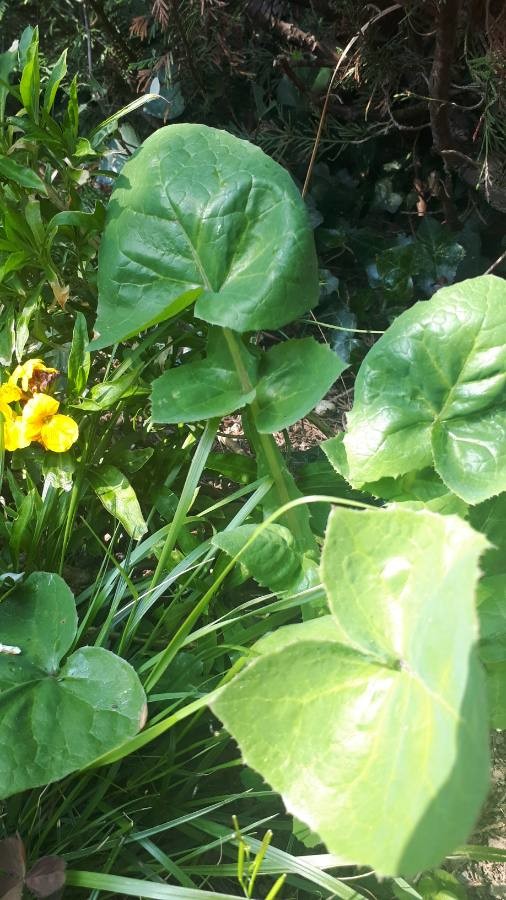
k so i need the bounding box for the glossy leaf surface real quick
[93,124,318,348]
[212,507,489,876]
[152,330,257,423]
[0,573,146,797]
[253,338,346,433]
[344,276,506,503]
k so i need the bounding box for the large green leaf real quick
[152,333,344,429]
[0,572,146,797]
[92,124,318,348]
[253,338,346,433]
[322,435,467,515]
[212,507,489,876]
[343,275,506,503]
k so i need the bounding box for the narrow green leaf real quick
[66,870,257,900]
[15,290,39,363]
[67,312,90,396]
[89,93,160,149]
[0,47,16,122]
[89,465,147,539]
[50,203,106,233]
[19,28,40,121]
[43,48,67,112]
[0,156,46,193]
[0,307,15,366]
[77,369,145,411]
[63,74,79,144]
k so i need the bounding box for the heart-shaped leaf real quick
[212,507,489,876]
[343,275,506,503]
[0,572,146,798]
[0,835,25,900]
[93,124,319,348]
[322,435,468,515]
[25,857,66,899]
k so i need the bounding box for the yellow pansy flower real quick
[9,359,58,393]
[21,394,79,453]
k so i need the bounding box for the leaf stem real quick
[222,327,313,550]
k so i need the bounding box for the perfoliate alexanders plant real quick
[90,123,505,876]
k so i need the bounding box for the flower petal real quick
[40,415,79,452]
[22,394,60,441]
[0,383,22,404]
[9,359,57,393]
[3,416,30,451]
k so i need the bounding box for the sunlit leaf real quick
[93,124,318,348]
[343,275,506,503]
[212,507,489,876]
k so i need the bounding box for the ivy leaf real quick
[0,572,146,798]
[212,507,489,876]
[253,338,346,433]
[92,124,318,348]
[343,275,506,503]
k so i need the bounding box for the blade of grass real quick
[66,870,253,900]
[150,418,219,589]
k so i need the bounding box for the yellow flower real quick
[0,382,22,418]
[2,416,30,452]
[9,359,58,393]
[21,393,79,453]
[0,383,29,451]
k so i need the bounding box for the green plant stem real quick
[222,327,312,550]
